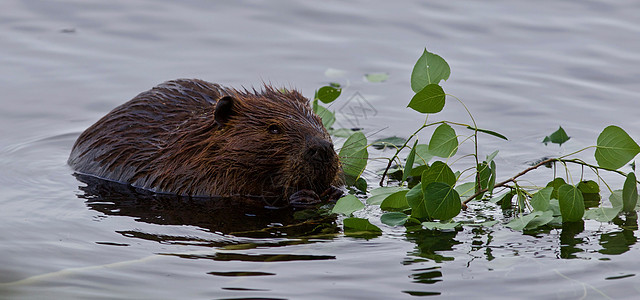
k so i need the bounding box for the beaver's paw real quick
[320,186,344,202]
[289,189,322,207]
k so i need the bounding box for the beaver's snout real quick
[305,137,335,166]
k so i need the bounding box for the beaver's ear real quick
[214,96,235,126]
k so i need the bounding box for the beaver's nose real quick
[306,137,335,164]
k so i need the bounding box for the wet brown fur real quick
[68,79,341,201]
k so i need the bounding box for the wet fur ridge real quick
[69,79,341,199]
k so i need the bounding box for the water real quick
[2,0,640,299]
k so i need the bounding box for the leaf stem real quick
[461,157,632,209]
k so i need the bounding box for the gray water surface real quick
[2,1,640,299]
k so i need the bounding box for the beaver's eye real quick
[267,124,282,134]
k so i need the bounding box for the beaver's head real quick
[210,86,341,202]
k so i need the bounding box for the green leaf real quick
[466,126,508,141]
[595,125,640,170]
[408,84,446,114]
[542,126,570,146]
[524,210,554,230]
[584,206,621,222]
[380,212,409,226]
[355,177,367,192]
[577,180,600,194]
[413,144,434,166]
[314,104,335,129]
[546,177,567,199]
[610,190,624,209]
[421,161,457,187]
[316,86,341,104]
[343,217,382,233]
[476,161,491,190]
[622,172,638,212]
[429,124,458,158]
[486,150,499,163]
[331,195,364,215]
[548,199,561,216]
[466,220,499,227]
[506,211,544,231]
[329,128,356,138]
[531,187,553,212]
[402,140,419,182]
[371,136,406,150]
[380,190,410,211]
[488,160,496,195]
[410,165,429,177]
[578,180,601,208]
[454,182,476,198]
[423,182,462,221]
[411,48,451,93]
[422,221,461,230]
[367,186,408,205]
[558,184,585,222]
[338,132,368,186]
[506,211,554,231]
[407,183,428,219]
[364,72,389,83]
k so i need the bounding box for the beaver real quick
[68,79,342,207]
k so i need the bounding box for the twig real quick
[461,157,634,210]
[461,158,557,209]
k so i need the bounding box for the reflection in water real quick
[74,174,338,239]
[401,229,457,297]
[560,221,585,259]
[600,213,638,255]
[167,252,335,262]
[405,228,461,263]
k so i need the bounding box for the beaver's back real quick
[69,79,226,190]
[69,79,341,201]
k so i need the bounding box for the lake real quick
[1,0,640,299]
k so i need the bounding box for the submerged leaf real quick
[595,125,640,170]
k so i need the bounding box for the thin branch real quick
[461,157,634,210]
